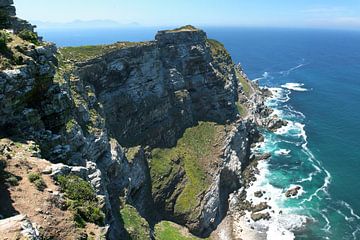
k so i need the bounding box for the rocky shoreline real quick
[210,80,304,239]
[0,1,294,239]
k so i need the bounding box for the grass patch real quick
[120,204,150,240]
[125,146,141,162]
[59,41,147,63]
[28,172,47,191]
[207,39,230,59]
[154,221,201,240]
[236,102,247,117]
[150,122,225,218]
[235,69,252,97]
[169,25,198,32]
[56,175,105,228]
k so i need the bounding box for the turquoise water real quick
[39,27,360,239]
[211,28,360,239]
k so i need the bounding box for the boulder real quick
[254,191,263,198]
[285,186,302,198]
[251,212,271,222]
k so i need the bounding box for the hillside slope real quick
[0,2,283,239]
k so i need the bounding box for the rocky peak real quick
[156,25,207,46]
[69,26,239,148]
[0,0,34,32]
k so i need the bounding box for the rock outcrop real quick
[0,3,273,239]
[0,0,34,32]
[76,26,238,148]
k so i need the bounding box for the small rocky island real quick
[0,1,286,239]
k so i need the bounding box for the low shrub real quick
[57,175,105,227]
[28,172,47,191]
[6,175,19,186]
[18,29,39,45]
[0,30,8,52]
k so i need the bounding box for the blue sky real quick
[15,0,360,29]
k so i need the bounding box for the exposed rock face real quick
[0,3,272,239]
[76,27,238,148]
[197,120,258,235]
[0,0,34,32]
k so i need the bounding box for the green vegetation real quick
[125,146,141,162]
[18,29,39,45]
[59,41,146,63]
[28,172,47,191]
[65,118,77,133]
[6,175,19,186]
[57,175,105,228]
[0,30,8,52]
[154,221,201,240]
[170,25,198,32]
[0,160,21,187]
[150,122,225,218]
[120,204,150,240]
[207,39,230,59]
[235,69,252,97]
[236,102,247,117]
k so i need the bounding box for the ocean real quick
[38,27,360,239]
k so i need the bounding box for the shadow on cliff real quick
[0,160,20,218]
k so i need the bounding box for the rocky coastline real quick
[0,1,288,239]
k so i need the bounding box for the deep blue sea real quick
[39,27,360,239]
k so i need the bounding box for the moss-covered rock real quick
[56,175,105,227]
[120,204,150,240]
[150,122,226,224]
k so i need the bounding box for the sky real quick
[14,0,360,29]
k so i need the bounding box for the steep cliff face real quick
[0,3,270,239]
[0,0,34,32]
[75,26,238,148]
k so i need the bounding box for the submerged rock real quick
[285,186,302,198]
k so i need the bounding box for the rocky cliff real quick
[0,3,274,240]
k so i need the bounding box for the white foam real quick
[280,63,306,76]
[341,201,360,220]
[267,87,291,105]
[243,160,308,240]
[281,83,308,92]
[253,71,270,81]
[274,120,305,139]
[275,149,291,156]
[352,227,360,239]
[267,224,295,240]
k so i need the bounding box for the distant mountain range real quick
[32,19,141,29]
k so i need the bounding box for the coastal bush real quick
[0,160,21,187]
[207,39,230,59]
[18,29,39,45]
[6,175,19,186]
[120,204,150,240]
[57,175,105,227]
[28,172,47,191]
[154,221,201,240]
[28,172,41,182]
[0,30,8,52]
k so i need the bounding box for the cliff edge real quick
[0,2,277,240]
